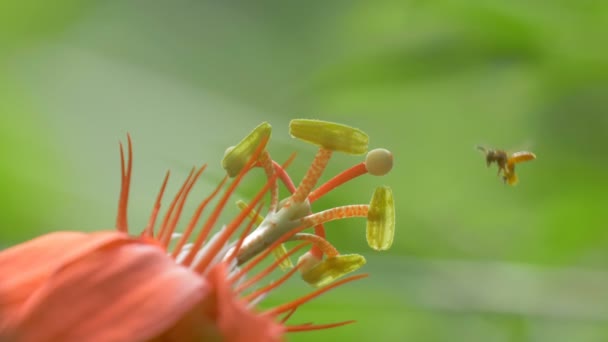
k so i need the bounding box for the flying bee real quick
[477,146,536,185]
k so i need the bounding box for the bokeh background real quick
[2,1,608,341]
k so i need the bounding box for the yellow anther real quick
[300,254,366,287]
[289,119,368,155]
[222,122,272,177]
[366,186,395,251]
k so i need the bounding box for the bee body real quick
[477,146,535,185]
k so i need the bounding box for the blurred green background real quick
[1,1,608,341]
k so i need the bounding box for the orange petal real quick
[206,263,285,342]
[3,233,209,342]
[0,231,123,322]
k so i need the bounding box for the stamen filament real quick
[142,170,170,238]
[307,162,367,203]
[224,201,266,266]
[116,134,133,233]
[301,205,369,227]
[265,273,368,315]
[259,151,279,212]
[191,176,272,273]
[281,307,298,323]
[242,265,300,302]
[234,243,309,293]
[290,148,332,204]
[157,167,195,241]
[287,320,357,332]
[161,165,206,248]
[181,137,269,267]
[272,157,327,258]
[171,176,228,258]
[272,159,297,194]
[289,233,339,257]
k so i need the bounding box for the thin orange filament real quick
[242,266,300,303]
[308,162,367,203]
[142,170,170,238]
[171,176,228,258]
[161,165,207,248]
[116,134,133,233]
[287,320,357,332]
[234,243,309,293]
[157,167,195,241]
[265,273,368,316]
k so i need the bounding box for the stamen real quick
[224,201,266,266]
[287,320,356,332]
[157,168,195,241]
[272,158,297,194]
[242,265,300,302]
[258,151,279,212]
[222,122,271,177]
[116,134,133,233]
[192,175,273,273]
[180,136,269,268]
[288,233,339,257]
[290,148,332,204]
[307,163,367,203]
[367,186,395,251]
[265,273,368,316]
[160,165,206,248]
[232,242,309,289]
[171,176,228,258]
[289,119,369,155]
[237,200,294,270]
[281,307,298,323]
[142,171,170,238]
[308,148,393,203]
[300,205,369,227]
[300,254,366,287]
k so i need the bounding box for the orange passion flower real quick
[0,119,395,342]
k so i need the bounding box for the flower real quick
[0,119,395,342]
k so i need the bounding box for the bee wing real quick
[509,151,536,164]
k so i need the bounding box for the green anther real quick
[236,200,293,270]
[366,186,395,251]
[222,122,272,177]
[289,119,369,155]
[301,254,366,287]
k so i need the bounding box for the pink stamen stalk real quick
[258,151,280,212]
[272,159,297,194]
